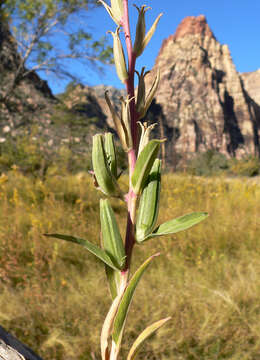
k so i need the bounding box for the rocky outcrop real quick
[0,19,56,142]
[146,15,260,167]
[241,69,260,106]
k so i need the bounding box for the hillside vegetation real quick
[0,169,259,359]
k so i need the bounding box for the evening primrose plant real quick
[45,1,208,359]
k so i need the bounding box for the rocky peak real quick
[146,15,260,167]
[174,15,215,40]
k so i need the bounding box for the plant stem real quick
[122,0,138,152]
[121,0,139,277]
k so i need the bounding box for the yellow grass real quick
[0,170,260,359]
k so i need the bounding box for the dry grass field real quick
[0,170,259,359]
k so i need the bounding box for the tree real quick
[0,0,112,100]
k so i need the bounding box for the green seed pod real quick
[131,139,161,195]
[92,134,121,197]
[109,27,128,83]
[136,159,161,243]
[100,199,125,269]
[105,132,117,178]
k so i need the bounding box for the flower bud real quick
[136,159,161,243]
[109,27,128,83]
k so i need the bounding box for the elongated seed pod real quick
[131,139,161,195]
[100,199,125,269]
[99,0,122,25]
[109,27,128,83]
[92,134,121,197]
[111,0,124,24]
[135,159,161,243]
[133,5,149,57]
[105,132,117,178]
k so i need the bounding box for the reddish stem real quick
[121,0,138,274]
[122,0,138,152]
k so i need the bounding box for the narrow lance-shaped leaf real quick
[112,253,160,345]
[131,140,161,195]
[127,317,171,360]
[44,233,119,271]
[101,292,124,360]
[145,212,209,240]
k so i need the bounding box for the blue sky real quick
[46,0,260,94]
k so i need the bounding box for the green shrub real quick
[229,156,260,177]
[0,131,49,177]
[187,150,229,176]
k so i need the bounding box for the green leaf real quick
[147,212,208,239]
[127,317,171,360]
[131,140,161,195]
[44,233,119,271]
[112,253,159,345]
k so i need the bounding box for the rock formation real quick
[0,19,56,142]
[241,69,260,106]
[146,15,260,167]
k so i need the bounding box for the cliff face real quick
[146,15,260,167]
[241,69,260,106]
